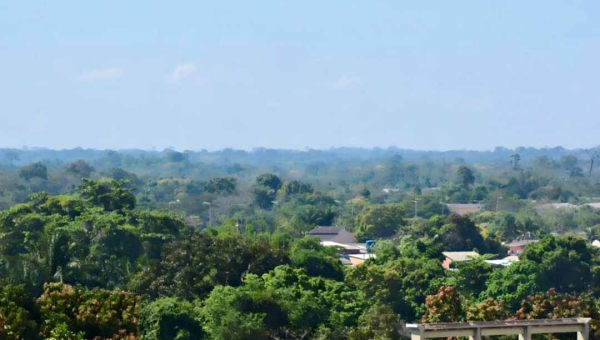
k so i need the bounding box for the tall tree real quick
[510,153,521,170]
[355,204,405,241]
[18,162,48,181]
[456,165,475,189]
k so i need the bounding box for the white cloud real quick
[167,63,197,84]
[332,75,360,90]
[78,68,123,81]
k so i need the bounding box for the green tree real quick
[139,297,204,340]
[200,284,282,340]
[0,284,40,340]
[347,304,404,340]
[346,257,444,321]
[19,162,48,181]
[78,179,136,212]
[355,204,405,241]
[129,233,289,300]
[65,160,95,178]
[456,165,475,189]
[521,236,598,293]
[255,173,282,192]
[466,298,510,321]
[482,261,544,311]
[439,214,498,253]
[510,153,521,170]
[206,177,237,195]
[451,256,497,301]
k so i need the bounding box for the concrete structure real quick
[442,251,479,269]
[406,318,591,340]
[308,226,357,244]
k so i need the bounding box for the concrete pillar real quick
[518,326,531,340]
[411,333,422,340]
[578,322,590,340]
[469,328,482,340]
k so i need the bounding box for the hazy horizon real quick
[2,1,600,151]
[4,144,599,154]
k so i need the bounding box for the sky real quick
[1,1,600,151]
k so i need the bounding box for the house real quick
[445,203,481,216]
[442,251,479,269]
[308,226,357,244]
[506,234,539,255]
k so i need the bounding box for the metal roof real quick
[442,251,480,262]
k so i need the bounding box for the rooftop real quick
[506,234,539,247]
[308,226,357,243]
[446,203,481,215]
[442,251,480,262]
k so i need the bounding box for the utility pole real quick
[413,200,419,218]
[203,202,212,227]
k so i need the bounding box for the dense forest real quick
[2,146,600,340]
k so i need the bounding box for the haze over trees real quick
[1,146,600,339]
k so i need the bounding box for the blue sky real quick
[1,1,599,151]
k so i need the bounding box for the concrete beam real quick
[530,325,583,334]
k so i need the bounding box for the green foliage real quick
[466,298,510,321]
[347,304,405,340]
[19,162,48,181]
[0,284,39,340]
[3,148,600,337]
[456,165,475,189]
[139,297,204,340]
[129,232,290,300]
[78,179,136,212]
[355,204,405,241]
[482,261,544,311]
[439,214,502,253]
[451,256,497,301]
[65,160,95,178]
[521,236,599,292]
[290,248,345,281]
[205,177,237,195]
[346,257,445,321]
[201,265,365,339]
